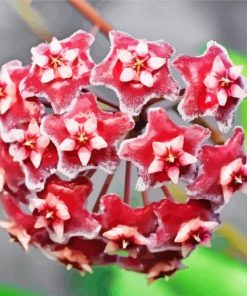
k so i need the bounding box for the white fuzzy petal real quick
[147,56,166,70]
[140,70,153,87]
[90,136,108,150]
[41,68,55,83]
[117,49,133,63]
[78,147,91,166]
[59,138,76,151]
[120,67,136,82]
[58,65,73,79]
[50,38,62,55]
[135,40,148,56]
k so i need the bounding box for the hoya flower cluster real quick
[0,30,246,282]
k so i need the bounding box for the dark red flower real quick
[0,61,44,142]
[96,194,157,254]
[174,42,246,132]
[220,158,247,203]
[187,127,245,205]
[20,30,95,114]
[42,92,134,178]
[119,107,210,190]
[31,175,100,243]
[149,199,219,257]
[120,249,183,282]
[0,140,25,193]
[0,61,18,114]
[39,237,107,274]
[0,192,35,250]
[7,119,58,191]
[91,30,179,115]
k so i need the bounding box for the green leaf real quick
[0,284,42,296]
[168,247,247,296]
[110,266,178,296]
[72,247,247,296]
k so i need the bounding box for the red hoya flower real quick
[30,193,71,242]
[120,249,184,282]
[174,41,246,132]
[0,61,44,143]
[220,158,247,203]
[149,199,219,256]
[20,30,95,114]
[187,127,245,205]
[0,192,35,251]
[119,107,210,190]
[174,218,218,257]
[0,140,25,193]
[96,194,157,254]
[0,62,17,114]
[40,237,107,274]
[42,92,134,178]
[47,245,93,274]
[91,30,179,115]
[31,175,100,243]
[9,119,50,168]
[7,119,58,191]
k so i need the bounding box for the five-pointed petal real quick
[91,30,179,115]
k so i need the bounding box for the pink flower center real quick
[0,84,6,99]
[76,131,89,145]
[231,171,247,190]
[34,204,56,225]
[164,148,179,165]
[23,137,37,150]
[132,57,147,75]
[219,76,233,88]
[188,227,208,245]
[34,202,67,228]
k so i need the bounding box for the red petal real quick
[119,108,210,190]
[20,30,95,114]
[187,127,245,205]
[91,30,179,116]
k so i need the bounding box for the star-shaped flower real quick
[0,140,25,193]
[220,158,247,203]
[174,218,219,257]
[30,193,71,242]
[47,246,93,274]
[119,107,210,191]
[20,30,95,114]
[91,30,179,115]
[96,194,157,254]
[32,175,100,243]
[40,237,106,274]
[174,41,246,132]
[0,192,35,251]
[187,127,245,205]
[119,249,184,282]
[42,92,134,178]
[0,62,17,115]
[7,119,58,191]
[0,61,44,143]
[149,199,218,254]
[9,119,50,168]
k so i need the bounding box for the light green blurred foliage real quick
[70,247,247,296]
[0,285,42,296]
